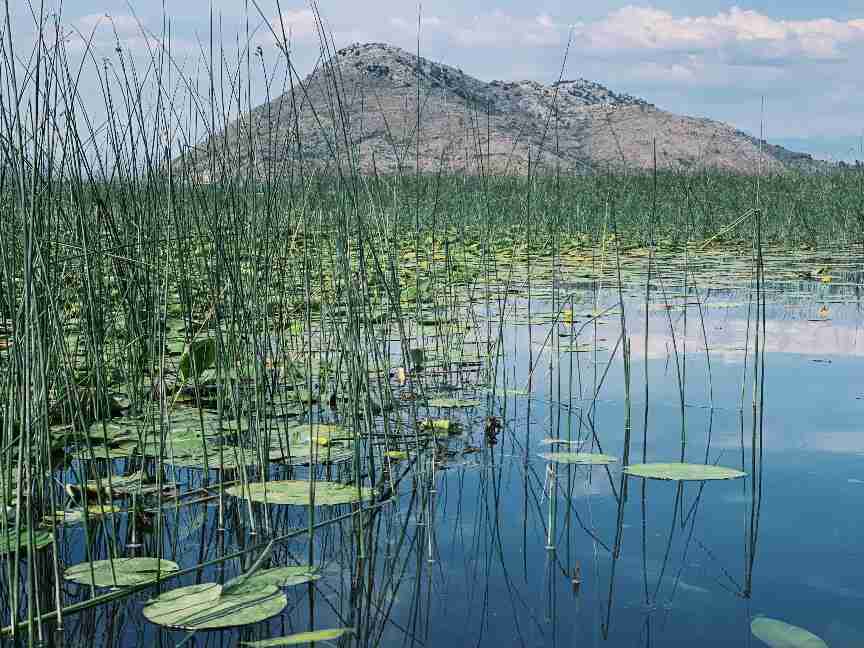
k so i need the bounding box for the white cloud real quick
[576,6,864,64]
[269,8,319,44]
[385,5,864,67]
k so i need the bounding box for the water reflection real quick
[10,278,864,647]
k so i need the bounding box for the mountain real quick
[190,42,818,177]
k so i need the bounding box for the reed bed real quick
[0,2,851,646]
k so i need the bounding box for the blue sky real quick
[11,1,864,160]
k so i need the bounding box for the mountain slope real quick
[192,42,816,176]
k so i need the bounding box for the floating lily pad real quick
[418,418,453,433]
[165,446,261,470]
[539,452,617,465]
[751,617,828,647]
[243,628,354,646]
[143,582,287,630]
[84,441,141,460]
[178,338,217,382]
[224,566,320,594]
[46,504,123,525]
[64,557,179,587]
[226,480,373,506]
[624,463,746,481]
[285,423,346,443]
[0,528,52,555]
[66,471,152,501]
[427,398,480,408]
[268,443,354,466]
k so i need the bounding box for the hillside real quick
[189,42,817,177]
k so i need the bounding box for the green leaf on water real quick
[143,582,287,630]
[164,445,260,470]
[427,398,480,408]
[64,557,179,587]
[178,338,217,382]
[226,480,374,506]
[418,418,453,432]
[539,452,618,465]
[751,617,828,647]
[624,462,746,481]
[0,528,52,555]
[81,441,140,460]
[242,628,354,647]
[224,566,320,594]
[47,504,122,525]
[268,443,354,466]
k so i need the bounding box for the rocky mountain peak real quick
[195,42,818,176]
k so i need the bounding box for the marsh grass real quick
[0,1,844,645]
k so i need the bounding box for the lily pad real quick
[268,443,354,466]
[427,398,480,408]
[0,528,52,555]
[226,480,373,506]
[285,423,346,443]
[243,628,354,646]
[539,452,617,465]
[624,463,746,481]
[46,504,123,525]
[418,418,453,433]
[164,446,261,470]
[751,617,828,647]
[143,582,287,630]
[224,566,320,594]
[84,441,141,460]
[178,338,217,383]
[64,557,179,587]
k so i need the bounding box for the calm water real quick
[12,276,864,647]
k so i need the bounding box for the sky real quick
[10,0,864,161]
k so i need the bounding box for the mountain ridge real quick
[190,42,819,177]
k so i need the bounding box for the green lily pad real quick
[624,463,746,481]
[178,338,217,382]
[165,446,261,470]
[226,480,373,506]
[267,444,354,465]
[243,628,354,646]
[284,423,346,443]
[751,617,828,647]
[418,418,453,433]
[427,398,480,408]
[0,528,52,555]
[539,452,618,465]
[143,582,287,630]
[64,557,179,587]
[83,441,140,460]
[47,504,123,525]
[224,566,320,594]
